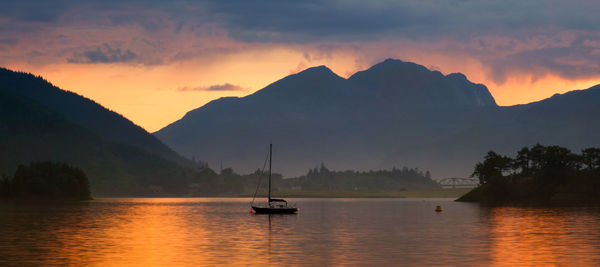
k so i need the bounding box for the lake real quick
[1,198,600,266]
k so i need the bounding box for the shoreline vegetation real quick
[225,188,471,198]
[0,162,92,201]
[457,144,600,205]
[91,188,472,199]
[185,164,442,197]
[1,160,459,199]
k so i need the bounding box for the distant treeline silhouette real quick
[289,163,437,192]
[0,162,91,200]
[458,144,600,203]
[186,163,438,196]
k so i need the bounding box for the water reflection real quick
[0,198,599,266]
[488,207,600,266]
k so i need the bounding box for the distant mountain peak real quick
[344,59,497,107]
[446,72,467,80]
[302,65,330,72]
[245,64,345,99]
[371,58,430,71]
[348,58,438,81]
[293,65,340,79]
[379,58,411,66]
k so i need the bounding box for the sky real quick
[1,0,600,132]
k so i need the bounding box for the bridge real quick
[438,177,479,188]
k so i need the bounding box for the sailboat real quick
[251,144,298,214]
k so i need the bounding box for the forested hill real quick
[0,68,190,166]
[0,68,213,196]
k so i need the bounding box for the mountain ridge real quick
[154,59,518,177]
[0,68,191,167]
[0,68,210,195]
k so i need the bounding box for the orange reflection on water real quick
[488,207,600,266]
[32,198,281,266]
[3,199,600,266]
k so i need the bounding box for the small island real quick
[0,162,91,200]
[457,145,600,204]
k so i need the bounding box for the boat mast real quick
[268,143,272,203]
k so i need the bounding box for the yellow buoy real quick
[435,205,442,212]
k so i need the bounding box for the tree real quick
[528,144,547,172]
[220,168,235,177]
[540,146,575,172]
[319,163,330,174]
[582,148,600,170]
[462,145,600,203]
[9,162,90,199]
[513,147,531,176]
[472,151,513,184]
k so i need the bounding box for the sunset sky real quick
[1,0,600,132]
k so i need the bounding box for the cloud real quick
[204,0,600,43]
[67,43,137,63]
[5,1,600,43]
[289,62,308,74]
[177,83,247,92]
[0,38,18,45]
[488,35,600,83]
[2,0,600,84]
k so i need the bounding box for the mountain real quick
[379,85,600,178]
[348,59,496,108]
[155,59,524,178]
[0,68,189,166]
[0,68,213,195]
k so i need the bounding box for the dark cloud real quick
[178,83,246,92]
[0,38,18,45]
[68,44,137,63]
[489,35,600,83]
[4,0,598,42]
[204,0,600,43]
[0,1,71,22]
[2,0,600,82]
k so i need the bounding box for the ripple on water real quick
[0,198,599,266]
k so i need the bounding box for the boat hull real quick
[251,206,298,214]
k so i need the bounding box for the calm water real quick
[1,198,600,266]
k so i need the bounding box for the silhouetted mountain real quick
[348,59,496,108]
[0,68,213,195]
[0,68,189,166]
[156,59,534,178]
[429,85,600,159]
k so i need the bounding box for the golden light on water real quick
[2,199,600,266]
[488,207,600,266]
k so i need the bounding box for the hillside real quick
[399,85,600,176]
[155,59,508,177]
[0,68,213,195]
[0,68,190,166]
[155,59,600,178]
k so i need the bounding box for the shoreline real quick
[91,188,472,199]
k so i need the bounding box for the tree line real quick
[0,162,91,200]
[291,163,437,192]
[473,145,600,184]
[460,144,600,203]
